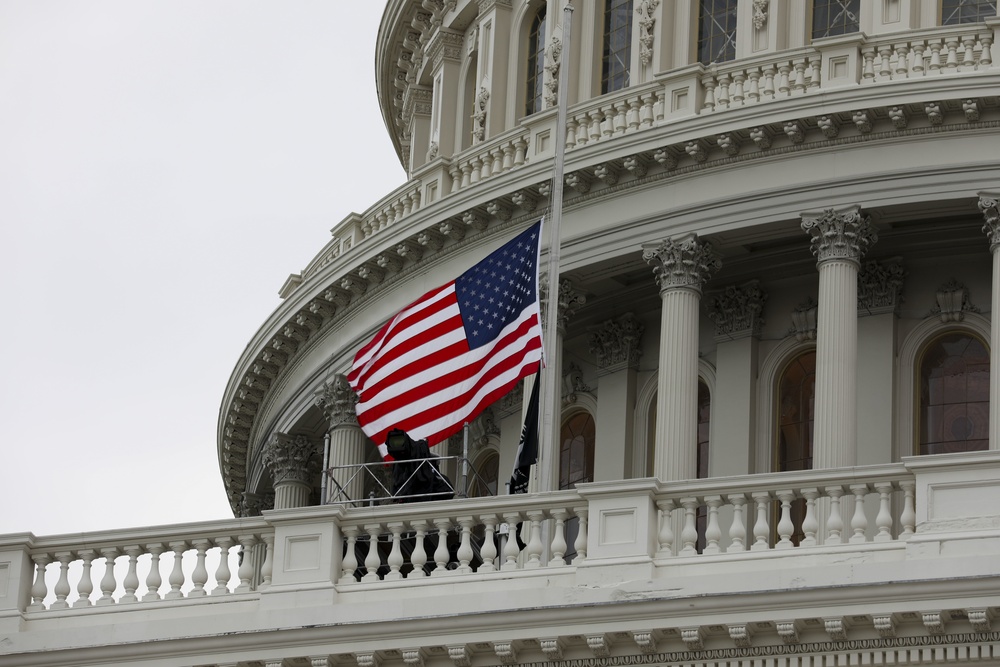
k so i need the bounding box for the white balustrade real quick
[24,525,272,612]
[447,133,529,195]
[862,28,993,83]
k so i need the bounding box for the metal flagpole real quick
[538,1,574,494]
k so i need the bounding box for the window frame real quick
[941,0,998,25]
[601,0,634,94]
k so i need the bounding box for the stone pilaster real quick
[801,205,877,469]
[315,375,369,505]
[262,433,320,509]
[978,193,1000,451]
[590,314,644,481]
[643,234,720,481]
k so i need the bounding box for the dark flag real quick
[509,366,541,494]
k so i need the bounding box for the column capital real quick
[262,433,320,486]
[709,281,767,341]
[979,193,1000,252]
[858,258,905,316]
[642,234,721,295]
[800,205,877,266]
[315,374,359,429]
[589,313,644,372]
[541,278,586,335]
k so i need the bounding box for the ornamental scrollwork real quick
[589,313,644,370]
[315,374,359,429]
[642,234,721,294]
[709,281,767,340]
[752,0,769,30]
[262,433,320,485]
[801,206,877,265]
[857,259,905,315]
[636,1,659,66]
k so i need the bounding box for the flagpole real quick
[538,1,573,494]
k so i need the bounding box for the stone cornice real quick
[219,93,1000,514]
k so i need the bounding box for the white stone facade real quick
[4,1,1000,665]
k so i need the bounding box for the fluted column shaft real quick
[978,194,1000,450]
[643,235,720,481]
[316,374,369,503]
[802,206,877,469]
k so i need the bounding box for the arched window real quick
[942,0,997,25]
[777,350,816,472]
[470,450,500,497]
[918,332,990,455]
[602,0,633,94]
[812,0,861,39]
[559,411,595,489]
[525,6,546,116]
[697,0,737,65]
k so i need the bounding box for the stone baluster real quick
[679,498,699,556]
[340,526,359,583]
[316,374,368,506]
[548,509,568,566]
[501,512,522,570]
[363,524,382,582]
[479,515,498,572]
[643,235,720,481]
[894,44,910,78]
[825,487,845,544]
[431,518,451,576]
[777,63,791,94]
[120,545,142,603]
[716,73,731,108]
[212,537,234,595]
[980,36,993,66]
[613,102,628,135]
[601,105,615,139]
[655,499,675,558]
[801,489,820,547]
[703,496,723,554]
[727,495,747,552]
[456,517,474,573]
[589,110,603,143]
[802,206,877,469]
[188,539,210,597]
[263,432,320,510]
[627,98,641,132]
[849,484,870,543]
[491,148,503,175]
[911,41,926,75]
[51,552,73,609]
[235,535,257,592]
[899,481,916,537]
[386,522,404,580]
[701,74,717,111]
[260,533,274,588]
[513,137,528,166]
[97,547,120,605]
[775,491,795,549]
[28,554,50,611]
[874,483,894,542]
[460,162,473,188]
[640,94,656,127]
[409,519,429,577]
[479,153,491,179]
[945,37,960,69]
[927,39,943,72]
[762,64,776,97]
[978,195,1000,450]
[75,549,96,607]
[574,507,588,562]
[142,544,163,601]
[962,36,976,68]
[524,511,544,568]
[751,492,771,551]
[502,142,515,170]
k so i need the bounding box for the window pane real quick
[777,351,816,472]
[942,0,998,25]
[525,7,546,116]
[602,0,632,93]
[812,0,861,39]
[919,332,990,455]
[697,0,737,64]
[559,412,595,489]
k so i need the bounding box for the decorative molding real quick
[857,258,905,316]
[586,634,611,658]
[262,433,320,485]
[979,193,1000,251]
[473,87,489,143]
[801,205,877,265]
[563,362,593,403]
[493,641,517,664]
[642,234,721,294]
[541,278,587,335]
[789,296,818,342]
[589,313,644,372]
[447,644,471,667]
[539,637,565,661]
[709,281,767,341]
[752,0,769,30]
[544,36,562,108]
[498,379,524,418]
[315,374,359,429]
[636,1,659,66]
[931,279,980,322]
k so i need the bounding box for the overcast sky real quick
[0,1,404,536]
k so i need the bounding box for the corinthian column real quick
[801,206,877,469]
[315,375,370,504]
[978,193,1000,450]
[643,234,721,481]
[262,433,320,509]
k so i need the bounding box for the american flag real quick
[348,220,544,448]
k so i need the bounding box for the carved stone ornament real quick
[857,259,905,315]
[240,491,275,517]
[636,1,659,66]
[544,36,562,108]
[315,374,359,429]
[801,206,877,265]
[752,0,769,30]
[979,194,1000,251]
[789,296,818,342]
[642,234,721,294]
[931,279,980,322]
[473,87,489,143]
[562,362,593,404]
[262,433,320,485]
[589,313,644,371]
[709,281,767,341]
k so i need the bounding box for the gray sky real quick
[0,1,404,536]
